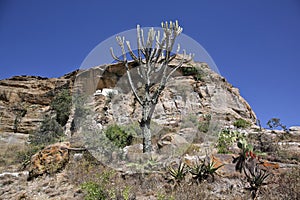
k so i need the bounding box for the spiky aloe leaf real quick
[167,161,187,183]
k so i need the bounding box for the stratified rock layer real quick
[0,71,77,133]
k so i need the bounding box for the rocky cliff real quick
[74,59,256,129]
[0,59,257,136]
[0,71,77,134]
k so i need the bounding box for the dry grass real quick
[275,167,300,199]
[0,143,28,172]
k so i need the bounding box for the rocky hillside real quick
[0,59,256,136]
[0,59,299,199]
[75,59,256,126]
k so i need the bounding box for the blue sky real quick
[0,0,299,128]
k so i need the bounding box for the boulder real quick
[289,126,300,136]
[28,142,71,180]
[158,133,189,154]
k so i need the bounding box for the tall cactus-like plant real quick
[110,21,192,152]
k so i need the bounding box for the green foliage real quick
[181,66,203,81]
[244,166,271,190]
[29,116,64,146]
[122,186,132,200]
[72,94,92,131]
[105,124,133,148]
[167,161,187,186]
[232,139,271,199]
[17,145,42,169]
[189,157,223,183]
[233,139,255,173]
[105,91,117,104]
[12,103,27,133]
[51,89,72,126]
[267,118,288,132]
[233,119,251,129]
[80,170,134,200]
[81,181,107,200]
[217,129,245,153]
[244,165,271,199]
[81,171,113,200]
[198,114,211,133]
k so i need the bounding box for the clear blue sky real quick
[0,0,299,128]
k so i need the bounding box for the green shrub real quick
[80,170,119,200]
[72,94,92,131]
[167,161,187,186]
[17,145,43,169]
[105,124,133,148]
[233,119,251,129]
[181,66,203,81]
[12,103,27,133]
[198,114,211,133]
[189,157,224,183]
[81,181,107,200]
[217,129,245,153]
[29,116,64,146]
[181,66,198,76]
[51,89,72,126]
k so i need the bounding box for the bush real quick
[217,129,245,153]
[198,114,211,133]
[181,66,203,81]
[105,124,133,148]
[79,169,135,200]
[51,89,72,126]
[29,116,64,146]
[233,119,251,129]
[81,181,107,200]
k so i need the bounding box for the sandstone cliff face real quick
[0,71,77,134]
[74,60,257,133]
[0,59,256,138]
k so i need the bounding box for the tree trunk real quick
[141,119,152,152]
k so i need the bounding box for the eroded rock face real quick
[87,60,257,134]
[0,71,77,134]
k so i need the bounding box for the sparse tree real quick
[267,118,288,132]
[110,21,192,152]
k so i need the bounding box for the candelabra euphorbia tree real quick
[110,21,192,152]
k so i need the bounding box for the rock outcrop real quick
[0,71,77,134]
[74,59,257,131]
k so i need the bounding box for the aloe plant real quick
[244,165,271,199]
[167,161,187,185]
[189,157,224,183]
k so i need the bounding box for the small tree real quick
[29,116,64,146]
[51,89,72,126]
[267,118,288,132]
[110,21,192,152]
[12,103,27,133]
